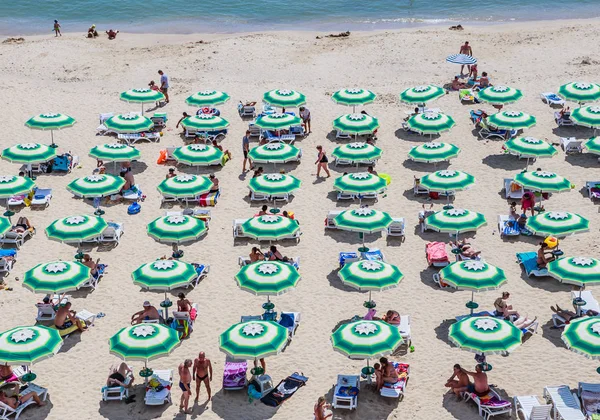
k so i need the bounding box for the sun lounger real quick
[337,192,356,200]
[478,120,516,140]
[540,92,565,107]
[503,178,524,199]
[0,383,47,420]
[336,130,353,140]
[151,113,167,128]
[278,312,301,343]
[102,367,134,401]
[380,363,409,400]
[188,264,209,288]
[271,192,291,203]
[7,193,28,208]
[325,211,342,229]
[413,179,430,195]
[35,303,56,322]
[398,315,411,347]
[543,385,584,420]
[118,132,160,145]
[99,222,124,244]
[516,252,548,277]
[332,375,359,410]
[361,248,385,262]
[145,369,172,405]
[464,387,511,419]
[223,358,248,391]
[515,316,539,336]
[0,229,33,249]
[433,272,452,289]
[260,372,308,407]
[339,252,359,267]
[247,124,261,138]
[551,291,598,328]
[577,382,600,419]
[232,219,250,238]
[121,185,142,201]
[262,131,295,144]
[238,103,256,118]
[555,112,575,127]
[498,215,520,238]
[250,191,269,201]
[514,395,552,420]
[426,242,450,267]
[585,181,600,200]
[560,137,583,153]
[387,217,406,238]
[97,113,115,134]
[30,189,52,208]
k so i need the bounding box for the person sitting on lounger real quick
[494,292,519,319]
[462,365,489,397]
[266,245,289,263]
[257,205,268,216]
[0,365,18,384]
[107,362,134,388]
[209,174,219,192]
[55,302,86,332]
[249,247,265,262]
[82,254,101,277]
[445,364,471,398]
[367,166,378,176]
[375,357,398,392]
[452,76,468,90]
[106,29,119,40]
[314,396,332,420]
[176,112,190,134]
[212,140,232,160]
[559,106,571,119]
[0,387,45,409]
[131,301,161,324]
[119,168,135,192]
[537,242,555,268]
[177,293,192,312]
[11,217,32,233]
[478,72,490,89]
[166,168,176,179]
[382,310,401,325]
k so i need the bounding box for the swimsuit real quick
[196,373,208,381]
[109,372,125,383]
[56,320,73,330]
[179,381,190,392]
[319,154,328,163]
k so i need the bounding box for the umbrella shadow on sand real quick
[324,191,356,206]
[419,267,454,291]
[517,269,572,293]
[541,318,568,349]
[434,318,457,347]
[402,159,450,173]
[481,154,527,171]
[565,153,599,168]
[176,165,225,175]
[551,127,590,139]
[394,128,436,142]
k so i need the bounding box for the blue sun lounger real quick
[516,252,548,277]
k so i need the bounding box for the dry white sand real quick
[1,18,600,420]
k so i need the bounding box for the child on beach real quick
[53,20,61,37]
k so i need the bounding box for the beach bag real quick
[157,149,167,164]
[127,202,141,215]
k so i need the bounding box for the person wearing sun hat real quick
[131,301,160,324]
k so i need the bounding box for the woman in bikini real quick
[314,396,332,419]
[383,310,401,325]
[0,388,45,409]
[375,357,398,392]
[315,146,331,178]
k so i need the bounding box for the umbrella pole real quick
[142,103,144,115]
[50,130,57,148]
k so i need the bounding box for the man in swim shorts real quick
[54,302,86,332]
[193,352,213,402]
[179,359,193,413]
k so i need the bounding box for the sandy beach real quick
[1,18,600,420]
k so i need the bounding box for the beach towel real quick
[502,220,520,236]
[426,242,449,265]
[591,187,600,199]
[198,190,219,207]
[0,249,17,258]
[261,373,308,407]
[223,361,247,389]
[478,394,511,408]
[581,390,600,417]
[381,363,409,398]
[339,252,358,267]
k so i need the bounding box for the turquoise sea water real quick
[1,0,599,35]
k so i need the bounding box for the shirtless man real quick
[445,364,471,398]
[131,301,161,324]
[459,41,473,75]
[375,357,398,392]
[193,352,213,402]
[178,359,193,413]
[0,388,45,409]
[463,365,489,396]
[54,302,86,332]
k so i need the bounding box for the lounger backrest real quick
[530,405,551,420]
[579,382,600,395]
[337,375,359,387]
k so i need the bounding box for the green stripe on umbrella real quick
[67,174,125,198]
[248,174,301,196]
[331,320,403,359]
[172,144,224,166]
[104,113,154,133]
[147,215,207,244]
[1,143,57,164]
[333,113,380,135]
[0,176,35,198]
[247,143,300,164]
[399,85,445,104]
[331,142,382,163]
[406,112,455,135]
[440,261,507,291]
[571,105,600,128]
[23,261,91,293]
[338,260,403,291]
[334,208,393,234]
[180,115,229,131]
[235,261,300,296]
[526,211,589,237]
[45,215,108,243]
[558,82,600,104]
[0,326,63,365]
[476,85,523,105]
[585,137,600,155]
[0,217,11,237]
[254,113,302,130]
[562,317,600,359]
[185,90,230,107]
[333,172,387,194]
[25,113,76,131]
[504,137,557,158]
[408,142,460,163]
[425,208,487,234]
[487,111,536,130]
[263,89,306,108]
[157,174,212,198]
[220,321,289,359]
[332,89,376,107]
[119,88,164,103]
[240,215,300,240]
[449,316,522,355]
[513,170,571,192]
[419,170,475,192]
[109,324,180,362]
[548,257,600,287]
[132,260,199,290]
[89,143,141,162]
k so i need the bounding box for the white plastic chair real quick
[504,178,524,199]
[398,315,411,347]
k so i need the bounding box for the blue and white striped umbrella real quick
[446,54,477,65]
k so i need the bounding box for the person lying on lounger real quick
[55,302,86,332]
[551,304,599,323]
[512,316,537,329]
[445,364,471,399]
[449,240,481,259]
[382,310,400,325]
[12,217,32,233]
[131,301,161,324]
[0,387,45,408]
[107,362,134,388]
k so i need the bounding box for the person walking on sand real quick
[53,20,61,37]
[315,146,331,178]
[300,106,311,134]
[193,352,213,402]
[459,41,473,75]
[178,359,193,413]
[158,70,169,103]
[242,130,253,172]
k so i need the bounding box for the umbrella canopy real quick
[446,54,477,65]
[331,320,403,359]
[235,261,300,296]
[132,260,199,290]
[157,174,212,198]
[240,215,300,241]
[104,113,154,133]
[180,114,229,131]
[585,137,600,155]
[25,113,76,131]
[338,260,403,291]
[331,142,382,163]
[263,89,306,108]
[147,215,207,244]
[254,113,302,130]
[185,90,230,107]
[562,317,600,359]
[172,144,223,166]
[399,85,445,104]
[548,257,600,287]
[46,215,108,243]
[333,172,387,194]
[23,261,91,293]
[109,324,180,362]
[526,211,589,237]
[449,316,522,355]
[0,217,11,237]
[247,143,300,164]
[425,208,487,234]
[119,88,164,104]
[571,105,600,128]
[405,112,455,135]
[504,137,557,159]
[1,143,57,164]
[419,170,475,192]
[408,142,460,163]
[219,320,289,359]
[487,111,536,130]
[0,326,63,365]
[513,170,571,192]
[0,175,35,198]
[476,86,523,105]
[89,143,141,162]
[332,113,380,135]
[332,88,376,107]
[248,173,301,196]
[333,208,393,234]
[558,82,600,104]
[440,261,507,291]
[66,174,125,198]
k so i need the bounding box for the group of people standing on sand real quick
[52,20,119,40]
[178,353,213,413]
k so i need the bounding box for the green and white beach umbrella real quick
[185,90,230,107]
[449,317,522,355]
[0,175,35,198]
[476,85,523,105]
[119,88,164,113]
[46,215,108,243]
[157,174,212,198]
[180,114,230,132]
[338,260,403,292]
[147,215,207,244]
[333,113,380,135]
[109,324,180,363]
[408,142,460,163]
[219,320,289,359]
[334,208,393,234]
[89,143,141,162]
[1,143,57,164]
[25,113,76,147]
[0,326,63,365]
[399,85,445,104]
[405,112,456,135]
[67,174,125,198]
[526,211,589,237]
[548,257,600,287]
[487,111,536,130]
[419,170,475,192]
[440,260,507,291]
[331,142,382,163]
[247,143,300,164]
[104,113,154,133]
[562,317,600,359]
[248,173,301,196]
[331,320,403,359]
[23,261,91,293]
[585,137,600,155]
[0,217,11,237]
[333,172,387,195]
[504,137,557,159]
[172,144,224,166]
[571,105,600,128]
[263,89,306,108]
[235,261,300,296]
[132,260,199,290]
[425,208,487,234]
[254,113,302,130]
[332,88,376,109]
[513,170,571,192]
[558,82,600,104]
[240,215,300,241]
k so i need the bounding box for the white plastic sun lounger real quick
[332,375,359,410]
[560,137,583,153]
[233,219,250,238]
[387,217,406,238]
[145,369,173,405]
[514,395,551,420]
[540,92,565,107]
[102,367,134,401]
[464,387,511,419]
[577,382,600,419]
[543,385,584,420]
[325,211,342,229]
[0,383,47,420]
